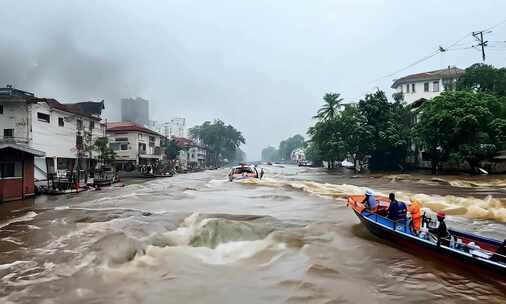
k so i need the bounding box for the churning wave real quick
[240,178,506,223]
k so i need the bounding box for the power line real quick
[366,19,505,86]
[484,18,506,32]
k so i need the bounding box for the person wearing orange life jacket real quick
[407,199,422,233]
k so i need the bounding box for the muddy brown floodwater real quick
[0,166,505,303]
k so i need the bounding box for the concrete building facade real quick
[0,86,106,182]
[391,66,464,104]
[106,122,162,167]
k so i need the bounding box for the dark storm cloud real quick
[0,30,137,100]
[1,0,505,159]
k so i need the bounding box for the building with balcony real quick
[0,86,106,186]
[152,117,187,138]
[106,121,163,168]
[391,66,464,105]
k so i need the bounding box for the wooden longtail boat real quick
[347,195,506,277]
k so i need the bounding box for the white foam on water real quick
[147,238,286,265]
[1,237,23,245]
[0,211,37,229]
[241,177,506,223]
[0,260,32,270]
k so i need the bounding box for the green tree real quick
[457,63,506,96]
[304,143,323,166]
[308,119,344,168]
[261,146,279,161]
[358,90,412,170]
[313,93,343,121]
[164,138,182,160]
[278,134,305,160]
[338,107,375,171]
[189,120,245,166]
[92,137,116,165]
[416,91,502,173]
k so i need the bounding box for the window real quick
[0,105,3,114]
[138,133,143,140]
[1,162,22,178]
[76,119,83,129]
[149,136,155,142]
[37,112,50,123]
[139,143,146,153]
[90,121,94,130]
[76,135,83,149]
[110,143,120,151]
[424,82,429,92]
[433,81,440,92]
[3,129,13,138]
[58,117,64,127]
[1,163,15,177]
[120,143,128,150]
[406,84,410,93]
[411,83,415,93]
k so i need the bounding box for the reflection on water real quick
[0,167,505,303]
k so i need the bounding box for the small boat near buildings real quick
[228,163,262,182]
[347,195,506,277]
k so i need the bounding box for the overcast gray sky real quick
[1,0,506,160]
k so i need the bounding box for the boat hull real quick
[354,210,506,278]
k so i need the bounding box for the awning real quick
[0,143,46,157]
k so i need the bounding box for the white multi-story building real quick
[106,122,162,167]
[391,66,464,105]
[290,148,305,162]
[0,86,106,181]
[154,117,186,138]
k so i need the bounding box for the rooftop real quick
[0,86,104,120]
[392,67,464,88]
[107,121,162,136]
[0,143,45,157]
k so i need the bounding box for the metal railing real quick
[0,136,30,143]
[370,211,505,263]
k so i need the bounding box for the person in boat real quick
[408,199,422,233]
[387,193,407,222]
[361,190,377,212]
[490,239,506,263]
[429,211,449,245]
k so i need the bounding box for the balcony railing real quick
[0,136,30,144]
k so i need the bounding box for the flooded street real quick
[1,166,505,303]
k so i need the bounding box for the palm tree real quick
[313,93,343,121]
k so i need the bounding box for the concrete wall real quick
[30,102,105,179]
[108,131,139,162]
[394,79,443,104]
[108,131,162,164]
[0,101,30,142]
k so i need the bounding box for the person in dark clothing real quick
[429,211,449,245]
[387,193,406,221]
[490,239,506,263]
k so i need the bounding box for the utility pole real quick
[472,31,488,61]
